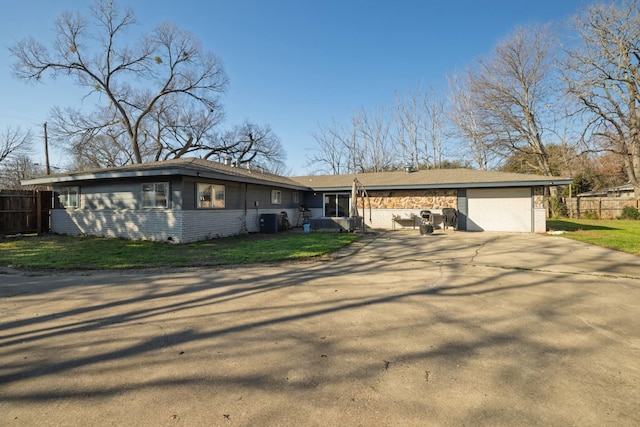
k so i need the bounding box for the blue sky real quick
[0,0,589,174]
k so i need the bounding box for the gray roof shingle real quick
[290,168,572,190]
[22,158,572,190]
[22,158,307,189]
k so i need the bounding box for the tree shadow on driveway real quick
[1,231,639,426]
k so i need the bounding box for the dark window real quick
[324,193,350,217]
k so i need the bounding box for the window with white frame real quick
[141,182,169,208]
[197,183,225,208]
[271,189,282,204]
[59,186,79,208]
[291,191,299,203]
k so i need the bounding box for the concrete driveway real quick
[1,231,639,426]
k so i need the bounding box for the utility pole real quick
[43,122,51,175]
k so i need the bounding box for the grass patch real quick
[547,218,640,256]
[0,232,362,270]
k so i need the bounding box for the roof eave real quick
[309,179,573,192]
[21,168,184,186]
[21,166,312,191]
[179,169,310,190]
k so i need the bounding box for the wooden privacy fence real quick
[0,190,52,236]
[565,197,640,219]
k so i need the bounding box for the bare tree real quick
[355,106,395,172]
[421,89,447,169]
[0,127,33,165]
[346,113,364,173]
[395,89,425,169]
[447,74,494,170]
[308,88,453,174]
[308,115,365,174]
[564,0,640,194]
[307,120,349,175]
[49,105,136,168]
[0,154,43,189]
[394,87,451,170]
[463,24,562,178]
[10,0,228,165]
[145,94,225,162]
[202,121,286,174]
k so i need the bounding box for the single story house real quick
[22,158,572,242]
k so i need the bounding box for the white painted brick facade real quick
[358,208,444,230]
[52,208,301,243]
[52,209,183,241]
[181,210,246,242]
[533,208,546,233]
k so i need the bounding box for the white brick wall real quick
[181,210,246,242]
[52,209,183,242]
[59,204,549,241]
[52,207,303,243]
[181,208,300,241]
[350,208,443,230]
[533,208,546,233]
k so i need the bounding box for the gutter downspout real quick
[243,183,248,233]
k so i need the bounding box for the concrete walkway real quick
[1,231,639,426]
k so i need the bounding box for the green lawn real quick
[547,218,640,256]
[0,232,361,270]
[4,219,637,270]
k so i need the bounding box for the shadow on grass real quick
[0,231,362,270]
[547,219,618,232]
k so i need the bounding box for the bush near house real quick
[619,206,640,220]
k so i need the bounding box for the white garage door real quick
[467,188,532,232]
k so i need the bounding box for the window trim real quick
[271,189,282,205]
[59,186,79,209]
[291,191,299,204]
[141,182,169,209]
[323,192,351,217]
[197,182,225,209]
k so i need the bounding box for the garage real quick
[466,187,532,232]
[289,168,570,233]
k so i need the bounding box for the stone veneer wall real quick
[533,187,544,209]
[358,189,458,209]
[349,189,458,230]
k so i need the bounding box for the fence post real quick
[598,199,602,219]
